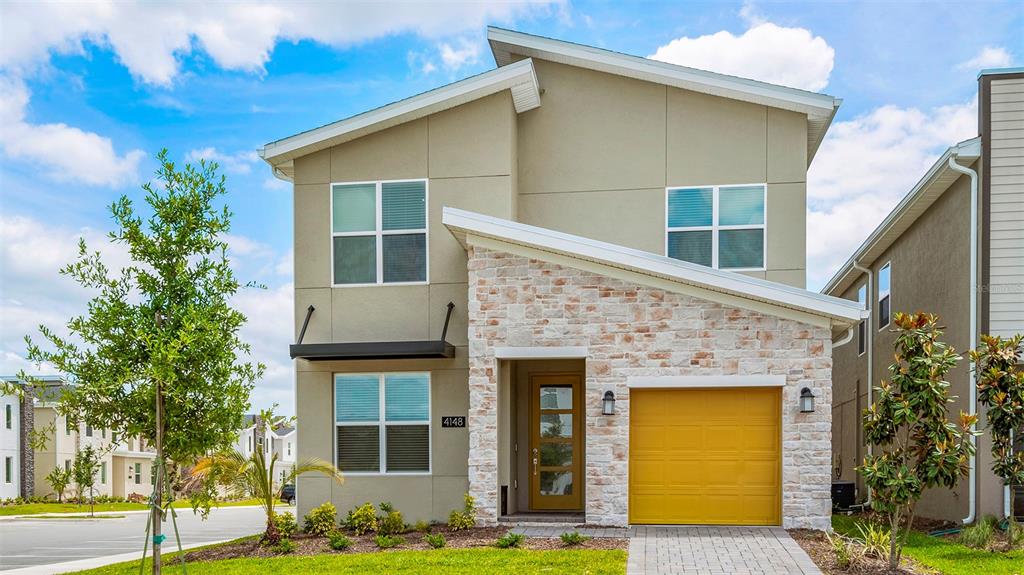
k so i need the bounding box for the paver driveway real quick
[627,526,822,575]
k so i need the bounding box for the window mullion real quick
[379,374,386,473]
[376,182,384,284]
[712,186,720,268]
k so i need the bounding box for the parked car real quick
[280,483,295,505]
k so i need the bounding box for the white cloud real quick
[439,38,481,72]
[805,98,978,290]
[1,1,562,86]
[957,46,1013,71]
[0,75,144,186]
[649,22,834,92]
[186,147,259,175]
[0,212,297,415]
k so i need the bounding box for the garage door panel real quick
[629,387,781,525]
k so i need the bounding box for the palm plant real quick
[191,446,343,543]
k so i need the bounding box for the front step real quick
[498,513,585,527]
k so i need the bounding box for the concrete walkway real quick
[626,526,821,575]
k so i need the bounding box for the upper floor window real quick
[666,184,766,270]
[335,373,430,474]
[4,404,10,429]
[331,180,427,286]
[857,284,867,356]
[287,442,292,457]
[85,424,93,437]
[878,262,891,330]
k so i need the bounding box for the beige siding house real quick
[825,68,1024,523]
[262,28,863,530]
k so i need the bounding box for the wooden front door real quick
[529,373,583,511]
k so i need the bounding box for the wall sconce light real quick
[602,390,616,415]
[800,387,815,413]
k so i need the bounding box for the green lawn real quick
[833,515,1024,575]
[0,498,281,516]
[68,549,627,575]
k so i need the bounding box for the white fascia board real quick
[487,27,838,117]
[259,58,540,166]
[821,137,981,296]
[443,207,865,325]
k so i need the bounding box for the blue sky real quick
[1,1,1021,415]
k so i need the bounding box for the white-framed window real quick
[857,284,867,356]
[85,424,92,437]
[4,457,11,483]
[666,184,766,270]
[101,462,107,484]
[878,262,891,330]
[331,179,428,286]
[134,462,141,485]
[4,404,10,429]
[248,435,252,453]
[334,373,431,475]
[287,442,291,457]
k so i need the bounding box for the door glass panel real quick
[539,386,572,410]
[540,414,572,438]
[540,443,572,467]
[540,471,573,495]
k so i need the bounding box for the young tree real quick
[971,333,1024,522]
[23,151,263,574]
[72,445,101,516]
[45,466,72,503]
[859,312,977,568]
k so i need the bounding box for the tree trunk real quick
[152,379,163,575]
[888,510,900,569]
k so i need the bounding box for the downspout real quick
[947,153,979,525]
[852,262,873,507]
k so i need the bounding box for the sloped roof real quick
[259,58,540,179]
[443,208,865,331]
[822,137,981,297]
[486,27,841,163]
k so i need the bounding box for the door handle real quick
[532,448,538,476]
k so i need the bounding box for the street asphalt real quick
[0,505,290,573]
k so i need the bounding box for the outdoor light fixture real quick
[602,390,616,415]
[800,387,815,413]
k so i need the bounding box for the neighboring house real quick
[825,68,1024,522]
[233,414,266,459]
[0,378,35,499]
[260,27,863,530]
[30,378,156,500]
[269,424,297,488]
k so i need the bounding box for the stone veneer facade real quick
[466,246,834,529]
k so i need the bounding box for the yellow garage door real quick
[629,387,780,525]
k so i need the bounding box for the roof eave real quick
[821,137,982,296]
[443,207,864,327]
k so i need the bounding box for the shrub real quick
[448,492,477,531]
[274,512,298,538]
[1008,520,1024,547]
[960,517,995,549]
[826,532,855,569]
[854,522,890,560]
[377,501,405,535]
[346,502,378,535]
[495,532,525,548]
[375,534,404,549]
[414,520,432,533]
[560,531,591,546]
[271,538,296,554]
[328,531,353,551]
[424,532,446,549]
[303,502,337,536]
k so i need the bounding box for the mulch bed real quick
[789,529,931,575]
[184,526,627,562]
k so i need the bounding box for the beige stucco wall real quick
[829,168,1004,522]
[516,60,808,286]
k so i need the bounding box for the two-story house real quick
[260,28,864,530]
[0,377,35,499]
[826,67,1024,523]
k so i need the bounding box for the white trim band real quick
[493,346,588,359]
[627,375,786,389]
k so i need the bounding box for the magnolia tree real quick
[21,151,263,574]
[859,312,977,569]
[972,333,1024,521]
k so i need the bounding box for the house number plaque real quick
[441,416,466,428]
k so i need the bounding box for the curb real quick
[1,539,236,575]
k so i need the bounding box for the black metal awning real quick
[289,302,457,361]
